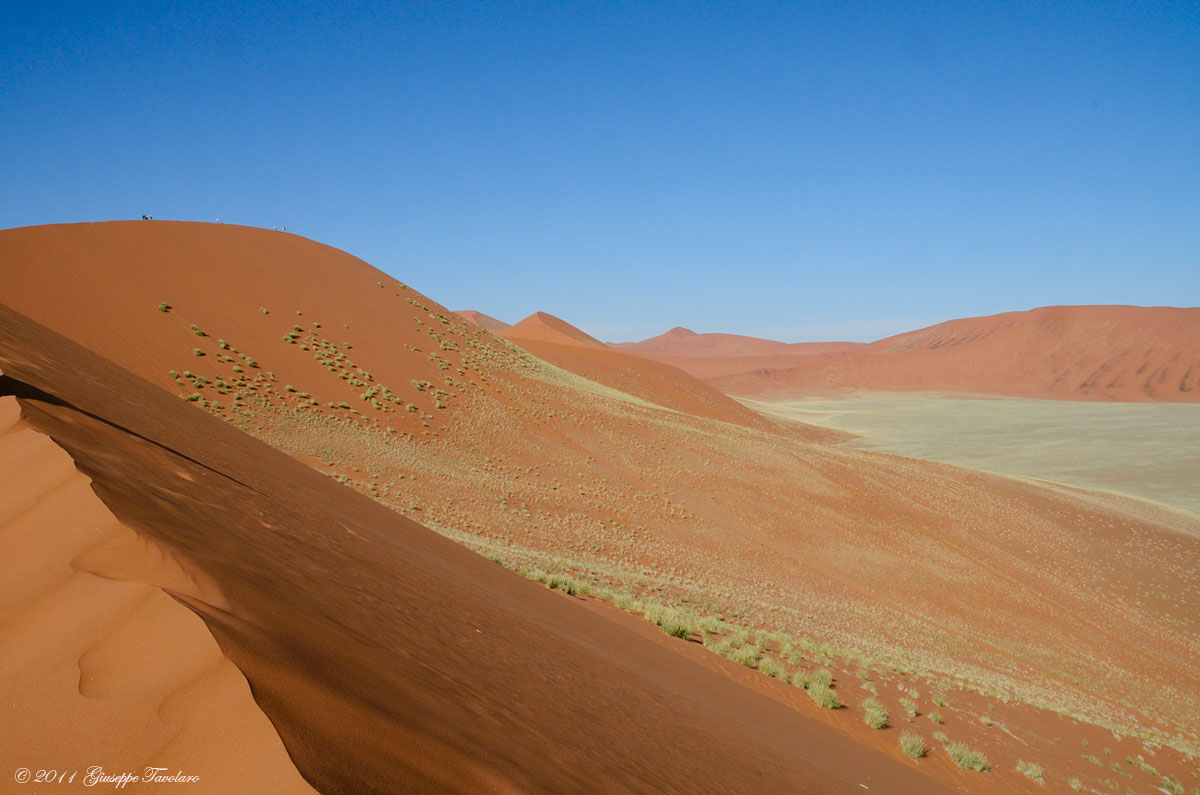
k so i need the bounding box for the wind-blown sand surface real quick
[0,391,315,793]
[743,396,1200,518]
[4,221,1199,792]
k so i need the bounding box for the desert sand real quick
[618,307,1200,402]
[3,221,1198,793]
[454,309,511,332]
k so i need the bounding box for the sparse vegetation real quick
[929,711,943,724]
[1068,778,1082,791]
[862,698,888,729]
[899,732,926,760]
[1083,754,1101,766]
[1016,760,1044,782]
[190,324,207,336]
[806,683,842,709]
[944,740,989,772]
[757,656,786,679]
[932,695,948,707]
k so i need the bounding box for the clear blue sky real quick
[3,2,1197,341]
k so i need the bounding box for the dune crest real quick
[454,309,511,331]
[503,310,608,348]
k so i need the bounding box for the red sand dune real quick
[619,307,1200,402]
[613,325,862,358]
[454,309,511,331]
[4,222,1199,792]
[506,336,835,437]
[0,307,947,794]
[708,306,1200,401]
[503,310,608,348]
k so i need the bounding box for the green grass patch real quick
[1016,760,1043,782]
[945,741,989,772]
[899,732,926,760]
[862,698,888,729]
[806,682,842,709]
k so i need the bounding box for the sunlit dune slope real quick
[503,310,608,348]
[0,307,948,795]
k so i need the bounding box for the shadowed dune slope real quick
[0,391,316,794]
[0,307,949,794]
[700,306,1200,401]
[503,310,608,348]
[454,309,511,331]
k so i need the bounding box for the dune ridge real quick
[503,310,608,348]
[454,309,511,331]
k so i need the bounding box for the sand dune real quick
[0,308,948,794]
[613,325,862,358]
[620,307,1200,401]
[454,309,511,331]
[4,221,1199,791]
[503,310,608,348]
[0,391,314,793]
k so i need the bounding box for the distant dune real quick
[620,306,1200,402]
[613,325,862,358]
[503,310,608,348]
[454,309,511,331]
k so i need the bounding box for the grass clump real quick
[932,695,948,707]
[945,741,989,772]
[190,324,207,336]
[192,347,204,356]
[862,698,888,729]
[1067,779,1082,791]
[790,670,810,688]
[184,393,200,402]
[757,656,786,679]
[1016,760,1043,782]
[899,732,926,760]
[901,698,918,717]
[806,683,842,709]
[809,668,833,688]
[157,301,170,312]
[643,604,694,639]
[1083,754,1101,766]
[928,711,943,724]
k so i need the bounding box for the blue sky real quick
[2,2,1197,341]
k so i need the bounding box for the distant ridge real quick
[502,311,607,349]
[455,310,511,332]
[663,305,1200,402]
